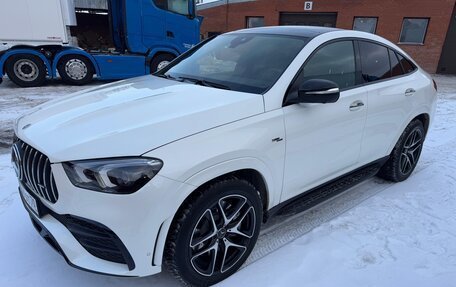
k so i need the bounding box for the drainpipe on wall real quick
[225,0,229,32]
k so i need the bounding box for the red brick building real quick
[197,0,456,74]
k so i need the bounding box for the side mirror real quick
[297,79,340,104]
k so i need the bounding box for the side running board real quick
[268,157,389,218]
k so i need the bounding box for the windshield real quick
[158,33,309,94]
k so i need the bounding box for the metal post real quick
[225,0,230,32]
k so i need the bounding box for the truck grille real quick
[11,139,59,203]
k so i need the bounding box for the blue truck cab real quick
[0,0,201,87]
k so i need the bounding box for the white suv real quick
[12,26,437,286]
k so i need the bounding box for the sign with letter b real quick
[304,1,313,11]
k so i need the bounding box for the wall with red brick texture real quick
[198,0,456,73]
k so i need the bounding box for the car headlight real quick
[62,158,163,194]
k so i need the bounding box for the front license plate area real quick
[19,185,43,218]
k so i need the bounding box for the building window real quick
[246,17,265,28]
[399,18,429,44]
[353,17,378,34]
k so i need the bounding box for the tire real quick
[378,120,425,182]
[57,55,94,85]
[5,54,47,87]
[150,54,175,73]
[164,179,262,286]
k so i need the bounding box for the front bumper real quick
[26,211,136,277]
[19,162,195,277]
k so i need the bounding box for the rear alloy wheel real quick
[378,120,425,182]
[57,55,94,85]
[5,54,47,87]
[399,128,424,175]
[165,179,262,286]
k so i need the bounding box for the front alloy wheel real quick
[190,195,256,276]
[165,179,262,286]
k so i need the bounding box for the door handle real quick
[166,31,175,38]
[349,101,365,111]
[405,88,416,96]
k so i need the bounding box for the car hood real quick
[16,76,264,162]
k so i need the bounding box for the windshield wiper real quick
[157,74,232,90]
[178,76,232,90]
[155,74,180,81]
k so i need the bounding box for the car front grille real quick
[11,139,59,203]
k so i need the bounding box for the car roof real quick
[229,26,340,39]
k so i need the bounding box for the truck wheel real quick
[5,54,47,87]
[165,179,262,286]
[150,54,175,73]
[377,120,425,182]
[57,55,94,85]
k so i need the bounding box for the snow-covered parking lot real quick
[1,75,456,287]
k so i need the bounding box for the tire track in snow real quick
[243,152,439,267]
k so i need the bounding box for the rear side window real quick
[397,53,416,74]
[359,41,391,82]
[389,49,404,77]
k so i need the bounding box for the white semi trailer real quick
[0,0,201,87]
[0,0,76,49]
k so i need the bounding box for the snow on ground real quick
[0,78,102,153]
[0,76,455,287]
